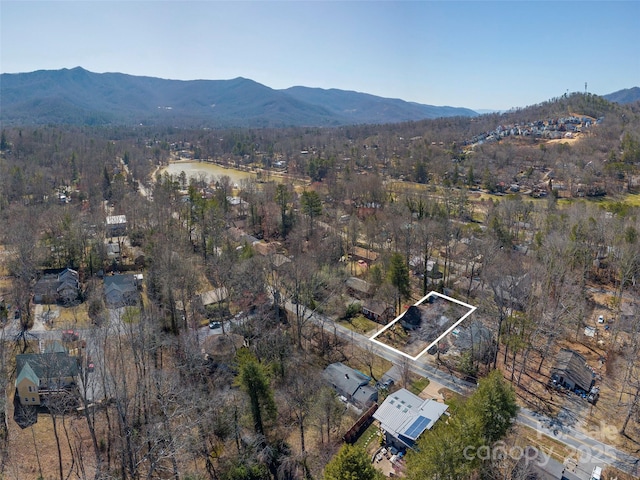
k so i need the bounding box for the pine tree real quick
[324,444,384,480]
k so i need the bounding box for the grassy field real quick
[338,314,380,335]
[408,377,430,396]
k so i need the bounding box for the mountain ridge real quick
[603,87,640,104]
[0,67,478,128]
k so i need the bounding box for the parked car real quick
[62,329,79,342]
[209,321,221,329]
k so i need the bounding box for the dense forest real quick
[0,92,639,480]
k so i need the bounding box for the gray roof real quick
[454,320,493,350]
[374,388,448,447]
[16,352,79,381]
[104,274,138,306]
[551,349,594,391]
[323,362,370,397]
[346,277,372,295]
[352,384,378,407]
[16,361,39,388]
[199,287,229,306]
[362,300,392,317]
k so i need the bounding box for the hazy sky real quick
[2,1,638,110]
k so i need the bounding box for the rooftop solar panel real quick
[404,415,431,440]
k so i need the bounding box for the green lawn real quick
[408,377,430,396]
[354,422,381,452]
[338,314,379,335]
[122,306,141,323]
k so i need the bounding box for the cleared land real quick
[371,292,476,360]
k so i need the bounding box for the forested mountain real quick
[0,67,477,127]
[604,87,640,104]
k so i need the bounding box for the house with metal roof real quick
[373,388,448,451]
[322,362,378,409]
[106,214,127,237]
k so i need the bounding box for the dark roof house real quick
[323,362,378,409]
[104,274,140,307]
[362,300,394,325]
[15,352,79,406]
[33,268,80,305]
[550,349,594,393]
[400,305,422,331]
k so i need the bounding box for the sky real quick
[1,1,639,111]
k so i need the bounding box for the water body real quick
[161,161,256,185]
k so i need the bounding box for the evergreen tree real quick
[406,371,518,480]
[0,130,8,151]
[466,369,519,444]
[389,252,410,313]
[235,349,276,436]
[275,184,292,238]
[300,190,322,237]
[324,444,384,480]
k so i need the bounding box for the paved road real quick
[284,301,640,478]
[6,300,638,476]
[518,408,639,478]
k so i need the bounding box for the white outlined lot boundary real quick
[370,291,477,361]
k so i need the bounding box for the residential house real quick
[33,268,80,305]
[253,241,277,256]
[104,273,140,307]
[550,349,595,393]
[491,273,531,312]
[447,320,495,364]
[197,287,229,309]
[362,300,394,324]
[323,362,378,409]
[399,305,423,330]
[373,388,448,451]
[106,214,127,237]
[106,242,121,259]
[269,253,292,269]
[226,196,248,217]
[350,246,379,264]
[346,277,372,298]
[15,352,79,406]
